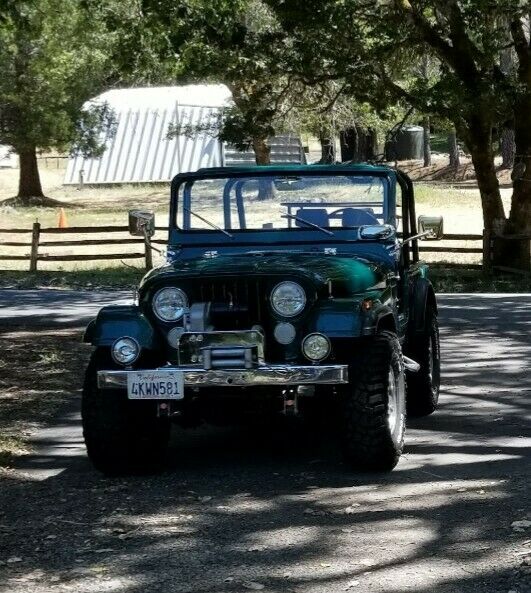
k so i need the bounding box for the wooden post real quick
[144,236,153,270]
[482,228,492,274]
[29,221,41,272]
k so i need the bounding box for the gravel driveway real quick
[0,293,529,593]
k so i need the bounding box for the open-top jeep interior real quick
[175,173,389,231]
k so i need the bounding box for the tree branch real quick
[319,82,348,114]
[510,16,531,82]
[395,0,480,85]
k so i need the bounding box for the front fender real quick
[306,300,365,338]
[83,305,158,349]
[306,298,395,338]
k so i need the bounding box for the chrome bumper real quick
[97,364,348,390]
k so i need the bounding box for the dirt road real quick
[0,293,529,592]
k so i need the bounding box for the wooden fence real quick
[0,223,166,271]
[0,223,487,271]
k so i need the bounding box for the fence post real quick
[482,228,492,274]
[144,237,153,270]
[29,221,41,272]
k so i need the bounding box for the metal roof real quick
[64,85,231,185]
[63,85,305,185]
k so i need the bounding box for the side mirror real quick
[129,209,155,238]
[358,224,396,241]
[418,215,443,240]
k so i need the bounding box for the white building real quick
[0,145,18,168]
[64,84,304,185]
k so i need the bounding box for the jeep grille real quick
[192,277,269,329]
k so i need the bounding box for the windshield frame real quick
[169,166,397,247]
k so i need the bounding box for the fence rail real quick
[0,223,488,272]
[0,223,164,271]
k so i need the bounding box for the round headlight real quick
[112,337,140,365]
[271,281,306,317]
[153,287,188,321]
[302,333,331,361]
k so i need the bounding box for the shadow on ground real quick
[0,295,529,593]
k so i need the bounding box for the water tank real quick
[385,125,424,160]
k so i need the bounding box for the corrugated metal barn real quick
[64,85,305,185]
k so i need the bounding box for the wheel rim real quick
[429,329,441,394]
[387,368,398,432]
[428,339,433,381]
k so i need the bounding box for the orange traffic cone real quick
[58,208,68,229]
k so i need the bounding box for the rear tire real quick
[405,308,440,417]
[341,331,406,471]
[82,348,170,476]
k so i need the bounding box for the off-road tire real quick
[405,308,440,417]
[341,331,406,471]
[82,348,170,475]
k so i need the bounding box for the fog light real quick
[111,337,140,365]
[274,322,296,345]
[167,326,185,349]
[302,333,331,361]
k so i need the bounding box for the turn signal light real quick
[361,298,373,311]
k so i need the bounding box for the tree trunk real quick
[340,127,359,162]
[252,136,275,201]
[504,92,531,269]
[423,116,431,167]
[464,128,506,235]
[319,134,335,164]
[252,136,271,166]
[17,147,44,200]
[500,127,516,170]
[367,128,377,160]
[448,131,460,169]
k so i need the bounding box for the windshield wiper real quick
[183,207,233,238]
[284,213,334,236]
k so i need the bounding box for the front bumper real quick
[97,364,348,390]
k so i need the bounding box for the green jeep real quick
[82,164,442,474]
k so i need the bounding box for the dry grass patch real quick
[0,328,91,466]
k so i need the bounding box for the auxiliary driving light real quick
[302,333,331,362]
[111,337,140,365]
[167,326,185,349]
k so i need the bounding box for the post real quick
[144,236,153,270]
[482,228,492,274]
[29,221,41,272]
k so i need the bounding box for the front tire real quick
[405,308,440,417]
[82,348,170,476]
[341,331,406,471]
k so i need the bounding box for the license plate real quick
[127,370,184,400]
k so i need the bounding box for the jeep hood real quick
[142,253,390,295]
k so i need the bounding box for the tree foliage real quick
[0,0,119,202]
[267,0,531,254]
[145,0,305,163]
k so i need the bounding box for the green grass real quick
[0,266,145,290]
[429,265,530,293]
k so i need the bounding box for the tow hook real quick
[282,388,298,416]
[403,356,420,372]
[157,402,172,418]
